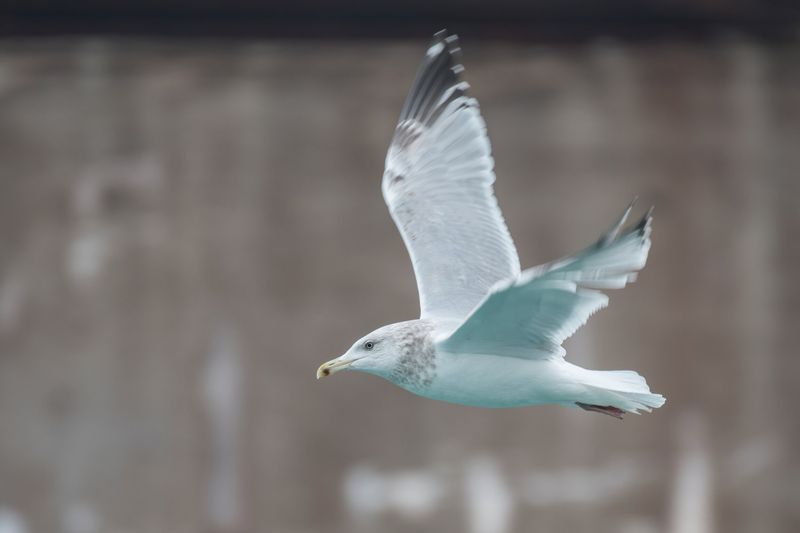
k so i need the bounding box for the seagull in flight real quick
[317,30,665,419]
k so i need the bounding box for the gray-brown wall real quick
[0,38,798,533]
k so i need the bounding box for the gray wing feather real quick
[439,206,653,359]
[383,30,520,321]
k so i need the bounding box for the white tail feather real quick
[581,369,666,414]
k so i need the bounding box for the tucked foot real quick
[576,402,626,419]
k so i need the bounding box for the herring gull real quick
[317,30,665,419]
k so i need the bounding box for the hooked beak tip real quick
[316,358,350,379]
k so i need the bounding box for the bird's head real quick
[316,324,401,380]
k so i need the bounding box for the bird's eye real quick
[364,341,375,350]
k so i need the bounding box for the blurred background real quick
[1,2,799,533]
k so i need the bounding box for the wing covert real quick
[438,206,653,359]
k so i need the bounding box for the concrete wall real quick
[0,38,798,533]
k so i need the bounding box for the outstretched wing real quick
[438,205,652,359]
[382,30,520,321]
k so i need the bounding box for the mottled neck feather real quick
[389,320,437,391]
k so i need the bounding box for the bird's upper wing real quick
[438,205,652,359]
[382,30,520,321]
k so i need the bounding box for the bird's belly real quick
[406,352,584,408]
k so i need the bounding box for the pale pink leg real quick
[576,402,625,420]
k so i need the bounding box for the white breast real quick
[404,349,589,408]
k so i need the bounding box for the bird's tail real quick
[577,369,665,417]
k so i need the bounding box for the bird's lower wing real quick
[438,204,652,359]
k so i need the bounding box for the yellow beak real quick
[316,357,357,379]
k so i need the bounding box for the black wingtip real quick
[428,29,462,68]
[433,28,449,40]
[598,201,633,246]
[635,206,654,235]
[597,202,654,247]
[398,29,468,126]
[432,29,458,44]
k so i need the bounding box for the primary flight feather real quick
[317,30,665,419]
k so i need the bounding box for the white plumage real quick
[382,32,518,321]
[317,30,665,418]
